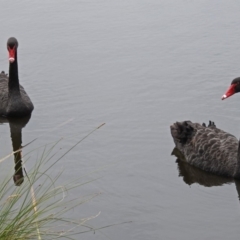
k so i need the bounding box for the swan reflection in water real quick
[0,115,31,186]
[171,147,240,200]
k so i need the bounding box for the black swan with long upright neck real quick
[0,37,34,117]
[170,78,240,178]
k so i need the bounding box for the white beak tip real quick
[9,57,15,63]
[221,94,227,100]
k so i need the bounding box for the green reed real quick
[0,123,105,240]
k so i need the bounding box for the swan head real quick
[222,77,240,100]
[7,37,18,63]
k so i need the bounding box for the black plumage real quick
[0,37,34,117]
[170,121,240,178]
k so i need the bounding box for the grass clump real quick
[0,123,105,240]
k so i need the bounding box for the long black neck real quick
[8,50,20,93]
[235,140,240,179]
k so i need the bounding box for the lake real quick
[0,1,240,239]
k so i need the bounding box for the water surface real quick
[0,1,240,239]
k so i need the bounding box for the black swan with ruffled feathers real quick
[0,37,34,117]
[170,77,240,178]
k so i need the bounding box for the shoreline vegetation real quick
[0,123,106,239]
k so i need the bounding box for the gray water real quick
[0,1,240,239]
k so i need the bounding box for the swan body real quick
[170,121,240,178]
[0,37,34,117]
[169,77,240,178]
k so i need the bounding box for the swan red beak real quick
[8,46,16,63]
[221,83,237,100]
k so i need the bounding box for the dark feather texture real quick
[0,71,33,117]
[170,121,240,178]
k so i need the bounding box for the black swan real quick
[170,77,240,178]
[0,37,34,117]
[170,121,240,178]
